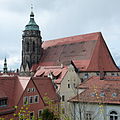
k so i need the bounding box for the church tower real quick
[21,9,42,74]
[3,58,8,73]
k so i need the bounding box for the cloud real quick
[0,0,120,69]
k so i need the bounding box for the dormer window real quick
[100,93,105,97]
[0,98,8,107]
[84,73,89,79]
[91,93,96,97]
[112,93,117,97]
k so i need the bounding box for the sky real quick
[0,0,120,70]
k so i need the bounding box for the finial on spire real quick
[31,4,33,12]
[30,4,34,18]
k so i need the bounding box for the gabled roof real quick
[32,77,59,101]
[31,32,119,72]
[0,76,30,113]
[69,76,120,105]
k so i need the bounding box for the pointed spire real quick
[3,57,8,73]
[25,4,39,31]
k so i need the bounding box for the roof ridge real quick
[45,32,101,42]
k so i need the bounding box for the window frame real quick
[34,95,39,103]
[29,96,34,104]
[109,111,118,120]
[38,109,43,118]
[68,84,70,88]
[0,98,8,107]
[23,96,28,105]
[29,111,34,120]
[62,95,65,101]
[85,111,92,120]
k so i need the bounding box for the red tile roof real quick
[31,32,119,72]
[32,77,59,101]
[0,76,30,113]
[34,66,68,84]
[69,76,120,104]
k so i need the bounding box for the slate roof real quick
[69,76,120,105]
[31,32,119,72]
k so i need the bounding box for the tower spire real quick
[31,4,33,12]
[3,57,8,73]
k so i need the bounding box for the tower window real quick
[33,41,35,52]
[26,42,29,52]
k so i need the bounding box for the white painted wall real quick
[70,102,120,120]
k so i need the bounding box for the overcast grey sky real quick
[0,0,120,70]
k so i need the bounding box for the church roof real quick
[69,76,120,105]
[32,32,119,72]
[25,11,39,31]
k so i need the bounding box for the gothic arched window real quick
[26,42,29,52]
[109,111,118,120]
[33,41,35,52]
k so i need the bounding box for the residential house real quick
[69,76,120,120]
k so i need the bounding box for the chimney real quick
[100,71,105,80]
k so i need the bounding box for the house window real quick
[62,95,65,101]
[112,93,117,97]
[85,112,92,120]
[31,88,36,92]
[96,72,100,76]
[38,110,43,118]
[68,84,70,88]
[109,111,118,120]
[0,98,7,107]
[29,112,34,120]
[84,73,89,79]
[111,73,115,76]
[27,88,31,92]
[73,83,76,87]
[23,96,28,105]
[29,96,34,104]
[100,93,105,97]
[34,95,39,103]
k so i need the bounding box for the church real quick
[20,10,119,76]
[0,9,120,120]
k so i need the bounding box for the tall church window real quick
[26,42,29,52]
[33,41,35,52]
[109,111,118,120]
